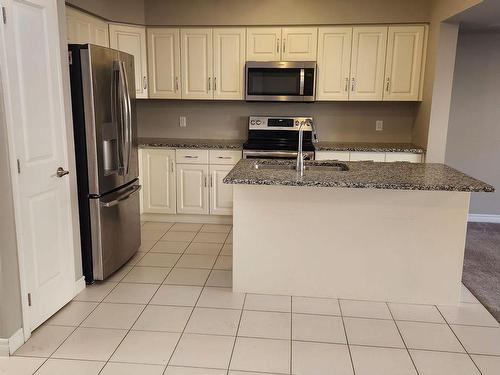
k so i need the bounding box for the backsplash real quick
[136,100,418,143]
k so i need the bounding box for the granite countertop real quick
[315,142,426,153]
[223,159,494,192]
[139,137,244,150]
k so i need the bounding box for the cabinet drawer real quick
[349,152,386,162]
[175,149,209,164]
[315,151,350,161]
[209,150,242,165]
[385,152,422,163]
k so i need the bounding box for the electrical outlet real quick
[376,120,383,131]
[179,116,187,128]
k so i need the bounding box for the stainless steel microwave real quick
[245,61,316,102]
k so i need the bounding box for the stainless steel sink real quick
[253,162,349,172]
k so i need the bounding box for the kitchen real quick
[0,0,500,374]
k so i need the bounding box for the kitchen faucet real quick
[296,119,318,177]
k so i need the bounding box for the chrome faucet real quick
[296,119,317,177]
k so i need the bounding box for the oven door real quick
[245,61,316,102]
[243,150,315,160]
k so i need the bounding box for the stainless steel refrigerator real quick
[69,44,141,283]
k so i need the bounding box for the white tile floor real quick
[3,221,500,375]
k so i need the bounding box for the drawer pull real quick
[217,156,232,159]
[184,155,199,159]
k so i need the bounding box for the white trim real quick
[0,328,24,356]
[141,213,233,225]
[75,276,86,295]
[468,214,500,223]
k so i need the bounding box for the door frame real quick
[0,0,83,343]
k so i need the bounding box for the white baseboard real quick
[75,276,86,295]
[468,214,500,223]
[141,213,233,225]
[0,328,24,356]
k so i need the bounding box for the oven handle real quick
[299,68,305,96]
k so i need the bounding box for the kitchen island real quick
[224,159,494,305]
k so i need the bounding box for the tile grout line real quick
[338,300,357,375]
[434,304,484,375]
[289,296,293,375]
[386,302,421,375]
[225,293,247,375]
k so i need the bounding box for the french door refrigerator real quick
[69,44,141,283]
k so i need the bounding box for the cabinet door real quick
[177,164,209,214]
[246,27,281,61]
[210,165,234,216]
[181,28,213,100]
[66,7,108,47]
[109,24,148,99]
[383,26,425,101]
[92,19,109,47]
[213,28,246,100]
[315,151,350,161]
[350,27,388,101]
[281,27,318,61]
[141,149,177,214]
[147,28,181,99]
[316,27,352,101]
[349,152,386,162]
[385,152,422,163]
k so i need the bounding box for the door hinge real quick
[2,7,6,24]
[27,293,32,307]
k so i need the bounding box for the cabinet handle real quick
[184,155,198,159]
[344,77,349,92]
[386,77,390,92]
[170,160,174,173]
[175,76,179,92]
[283,38,286,53]
[351,77,355,92]
[208,77,211,91]
[217,156,232,159]
[143,76,147,90]
[210,175,213,187]
[214,76,217,91]
[204,176,207,188]
[276,38,280,53]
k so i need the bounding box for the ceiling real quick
[448,0,500,31]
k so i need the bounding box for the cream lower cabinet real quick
[109,24,148,99]
[210,165,235,215]
[176,164,210,215]
[315,150,423,163]
[141,149,176,214]
[66,6,109,47]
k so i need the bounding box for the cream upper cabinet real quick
[176,164,209,215]
[281,27,318,61]
[213,28,246,100]
[181,28,213,100]
[350,26,388,101]
[66,7,109,47]
[210,165,234,215]
[316,27,352,101]
[147,28,181,99]
[109,24,148,99]
[383,25,426,101]
[141,149,177,214]
[246,27,282,61]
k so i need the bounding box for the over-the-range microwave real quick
[245,61,316,102]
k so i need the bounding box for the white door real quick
[210,165,234,215]
[141,149,177,214]
[350,26,388,101]
[246,27,281,61]
[383,25,425,101]
[109,24,148,98]
[0,0,77,331]
[281,27,318,61]
[147,28,181,99]
[181,28,213,100]
[316,27,352,101]
[213,28,246,100]
[176,164,209,214]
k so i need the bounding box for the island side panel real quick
[232,185,470,305]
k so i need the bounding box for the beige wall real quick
[65,0,145,24]
[144,0,431,25]
[0,75,23,340]
[445,30,500,215]
[137,101,417,143]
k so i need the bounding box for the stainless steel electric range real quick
[243,116,318,160]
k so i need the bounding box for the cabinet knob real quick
[386,77,391,92]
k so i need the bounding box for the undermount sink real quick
[253,161,349,172]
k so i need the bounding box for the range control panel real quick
[248,116,314,131]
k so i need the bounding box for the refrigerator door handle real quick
[117,61,131,175]
[111,62,124,173]
[100,184,141,208]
